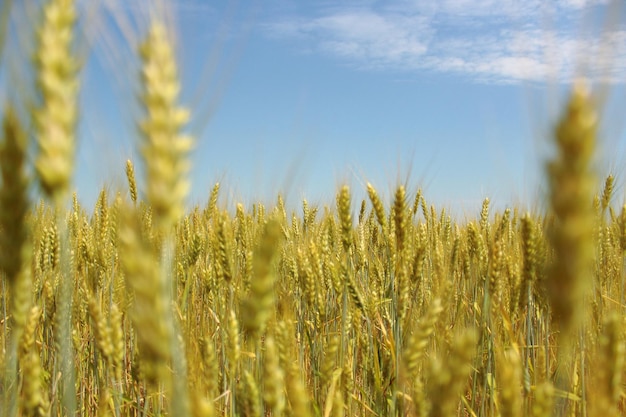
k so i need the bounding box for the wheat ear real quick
[337,185,353,252]
[547,82,597,406]
[125,159,138,205]
[241,218,282,340]
[118,207,172,388]
[32,1,80,414]
[139,21,192,234]
[33,0,78,203]
[0,106,31,417]
[137,19,193,415]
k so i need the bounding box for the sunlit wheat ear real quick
[601,174,614,214]
[226,308,241,379]
[519,214,538,312]
[488,239,504,309]
[0,107,29,288]
[0,107,31,415]
[547,80,596,339]
[241,218,282,339]
[19,306,49,417]
[297,247,317,315]
[96,388,112,417]
[215,213,232,283]
[357,198,366,224]
[480,197,490,240]
[118,207,171,388]
[337,185,352,252]
[277,193,287,223]
[286,364,313,417]
[138,20,193,234]
[125,159,137,205]
[238,370,261,417]
[412,188,422,218]
[494,207,511,242]
[21,348,49,417]
[532,382,554,417]
[345,269,366,314]
[393,185,407,254]
[321,334,341,386]
[205,182,220,220]
[302,198,310,230]
[31,2,80,415]
[402,298,443,380]
[198,336,218,400]
[426,329,478,417]
[589,312,624,417]
[33,0,78,203]
[497,347,523,417]
[262,336,286,416]
[109,303,124,380]
[86,293,113,367]
[367,182,387,231]
[191,394,215,417]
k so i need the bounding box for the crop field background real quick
[1,1,626,417]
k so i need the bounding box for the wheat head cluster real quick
[1,1,625,417]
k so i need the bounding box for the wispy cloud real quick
[263,0,626,84]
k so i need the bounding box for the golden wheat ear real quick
[0,108,30,292]
[0,106,31,417]
[240,217,282,341]
[19,307,50,417]
[118,205,172,388]
[426,329,478,417]
[546,80,598,415]
[337,185,353,252]
[138,20,193,236]
[133,16,195,415]
[125,159,138,205]
[30,1,82,415]
[547,80,596,340]
[33,0,79,204]
[0,106,29,285]
[588,312,624,417]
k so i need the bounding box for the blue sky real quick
[5,0,626,217]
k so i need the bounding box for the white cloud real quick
[263,0,626,84]
[558,0,612,9]
[434,0,541,17]
[267,10,430,68]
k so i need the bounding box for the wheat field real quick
[1,1,625,417]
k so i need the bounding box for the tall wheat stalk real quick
[32,0,80,415]
[0,107,31,417]
[547,80,597,415]
[136,17,193,416]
